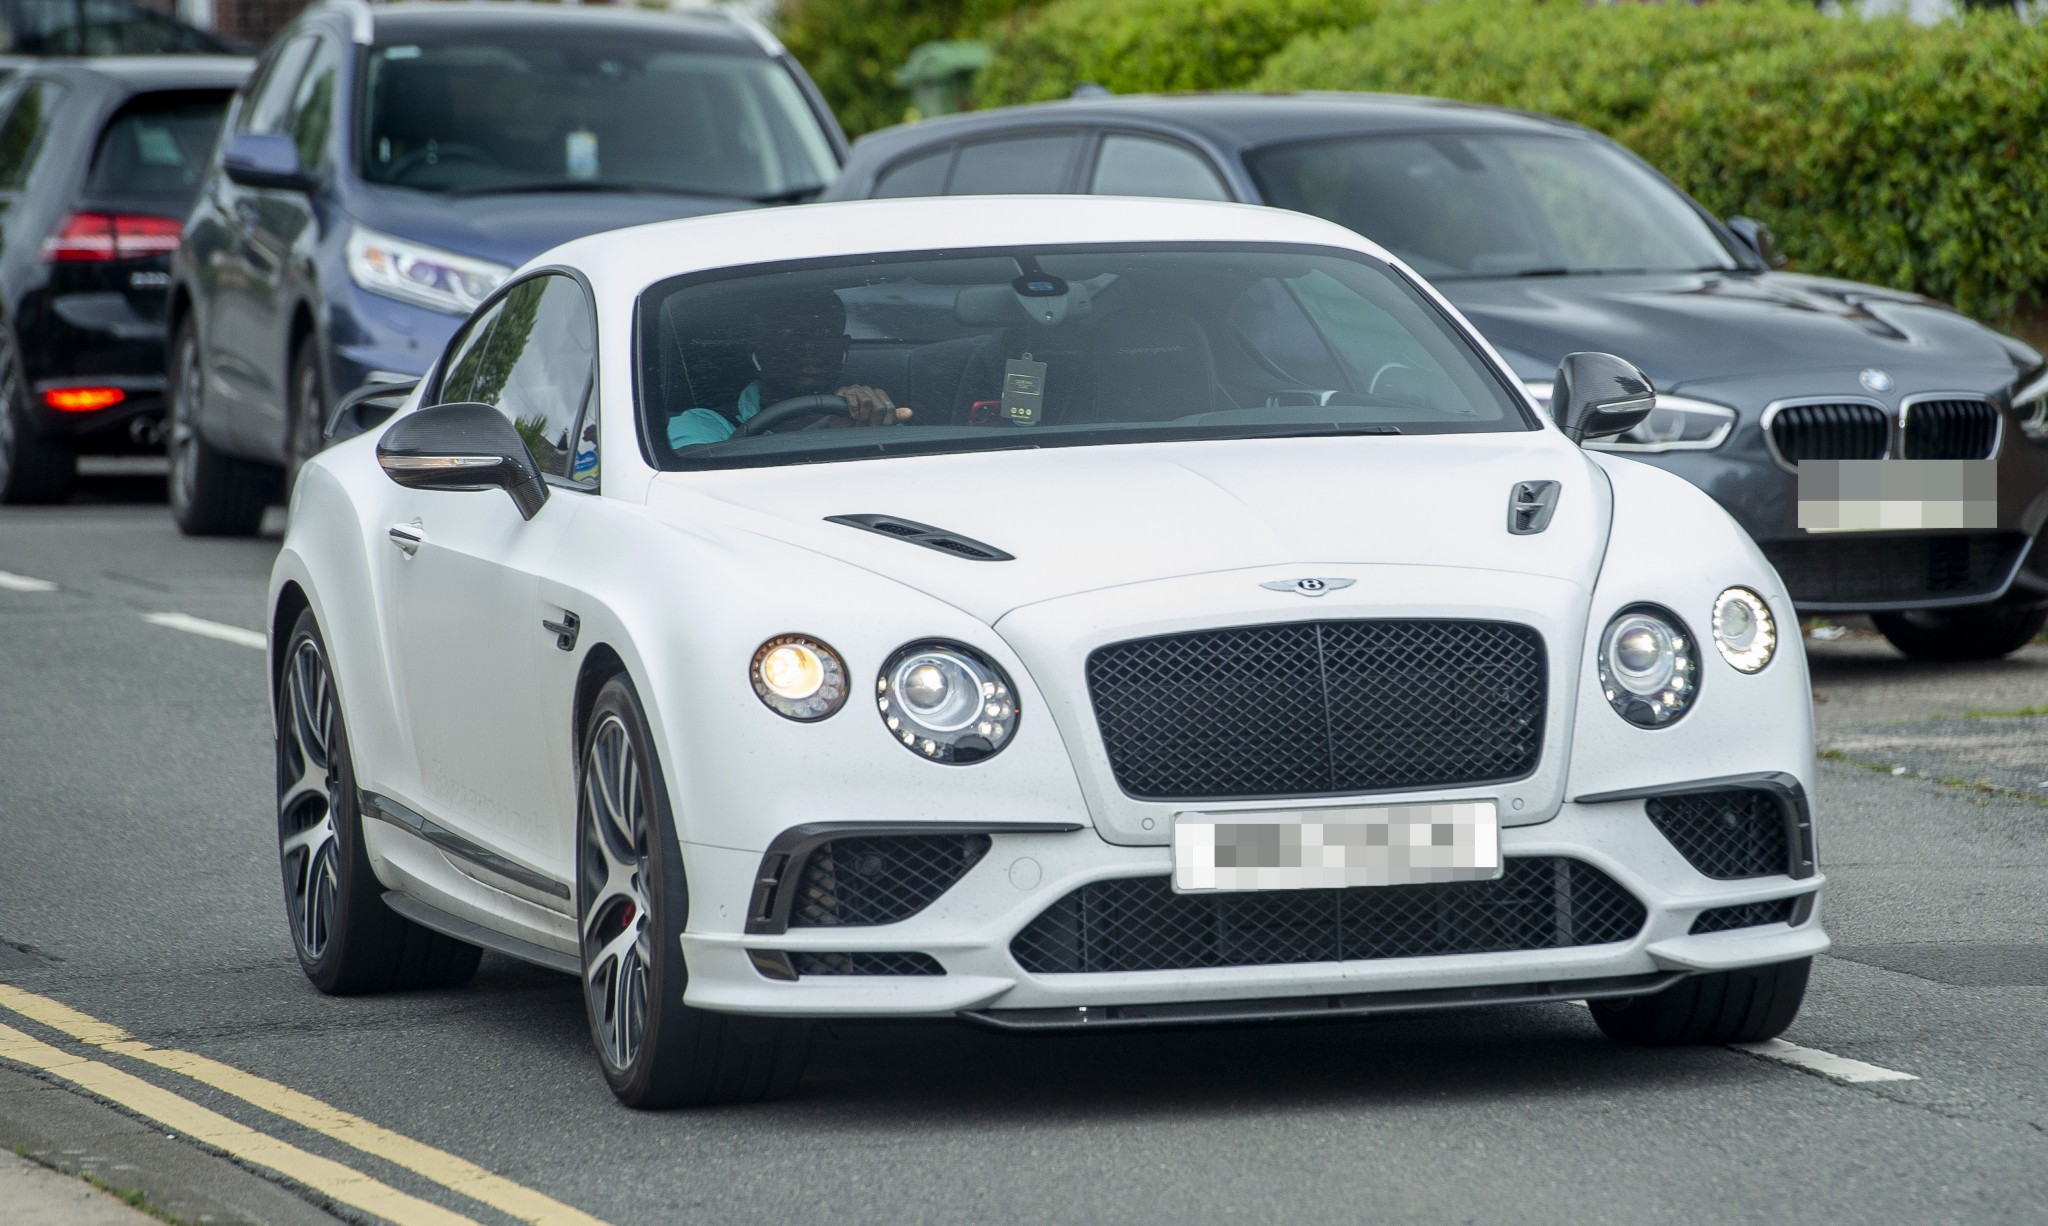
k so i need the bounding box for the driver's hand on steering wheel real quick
[824,385,912,428]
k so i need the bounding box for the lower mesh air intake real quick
[1690,898,1797,934]
[790,951,944,976]
[1646,790,1792,879]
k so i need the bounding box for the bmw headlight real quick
[1597,606,1698,728]
[2016,366,2048,442]
[750,635,848,721]
[1583,395,1736,453]
[1711,587,1777,673]
[346,225,510,315]
[877,642,1018,763]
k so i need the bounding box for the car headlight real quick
[1597,606,1698,728]
[876,642,1018,763]
[2016,366,2048,442]
[346,225,510,315]
[1711,586,1777,673]
[1583,394,1736,453]
[750,635,848,721]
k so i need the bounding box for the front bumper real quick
[676,794,1827,1023]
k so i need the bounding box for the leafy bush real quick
[777,0,1043,137]
[974,0,1383,108]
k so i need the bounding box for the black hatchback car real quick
[827,95,2048,660]
[0,55,248,503]
[168,0,844,534]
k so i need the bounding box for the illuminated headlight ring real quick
[877,641,1019,764]
[1711,586,1777,674]
[1597,604,1699,728]
[751,635,849,722]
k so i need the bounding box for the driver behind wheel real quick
[667,288,911,450]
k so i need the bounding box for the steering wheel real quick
[734,394,853,438]
[385,143,496,183]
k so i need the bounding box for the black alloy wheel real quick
[168,319,270,536]
[1590,957,1810,1046]
[0,326,77,505]
[576,675,810,1108]
[1871,606,2048,662]
[277,609,481,993]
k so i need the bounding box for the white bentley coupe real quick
[270,197,1825,1108]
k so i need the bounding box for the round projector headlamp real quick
[877,642,1018,763]
[750,635,847,721]
[1597,605,1698,728]
[1711,586,1777,673]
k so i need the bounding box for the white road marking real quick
[0,570,57,592]
[141,612,265,651]
[1730,1039,1918,1084]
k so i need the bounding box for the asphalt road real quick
[3,466,2047,1225]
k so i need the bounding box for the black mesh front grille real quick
[791,951,945,976]
[1768,402,1889,464]
[1011,858,1644,974]
[1760,533,2023,605]
[1690,898,1796,934]
[1646,790,1790,879]
[789,835,991,927]
[1903,398,1998,460]
[1087,620,1546,801]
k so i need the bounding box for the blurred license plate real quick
[1172,802,1500,893]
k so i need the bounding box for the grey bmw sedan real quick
[826,93,2048,660]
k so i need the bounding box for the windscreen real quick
[638,243,1531,471]
[1248,133,1739,280]
[85,91,231,201]
[358,32,837,200]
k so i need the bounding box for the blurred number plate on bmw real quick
[1173,802,1500,893]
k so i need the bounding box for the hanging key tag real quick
[1002,353,1047,427]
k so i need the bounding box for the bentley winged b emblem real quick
[1260,577,1357,598]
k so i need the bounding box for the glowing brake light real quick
[41,212,183,262]
[43,387,127,412]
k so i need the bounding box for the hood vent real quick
[826,514,1014,561]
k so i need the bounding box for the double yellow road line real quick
[0,983,611,1226]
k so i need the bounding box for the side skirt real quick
[381,891,580,976]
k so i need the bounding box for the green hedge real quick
[1252,3,2048,320]
[974,0,1383,109]
[777,0,1043,137]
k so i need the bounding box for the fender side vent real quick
[826,514,1014,561]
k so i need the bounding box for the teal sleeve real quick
[667,407,738,451]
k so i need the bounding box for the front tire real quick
[0,326,76,505]
[168,319,270,537]
[277,610,481,993]
[1590,957,1810,1046]
[284,341,327,495]
[1872,606,2048,662]
[577,676,810,1108]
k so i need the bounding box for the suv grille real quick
[1759,533,2023,605]
[788,834,991,927]
[1903,397,1999,460]
[1087,620,1546,801]
[1690,898,1796,934]
[1646,790,1790,879]
[1767,402,1888,465]
[1010,858,1644,974]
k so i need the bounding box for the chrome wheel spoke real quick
[278,635,342,962]
[578,713,655,1072]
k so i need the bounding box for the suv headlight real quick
[1583,395,1736,453]
[1597,606,1699,728]
[877,642,1018,763]
[346,225,510,315]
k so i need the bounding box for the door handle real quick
[387,522,424,556]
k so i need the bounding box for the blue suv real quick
[166,0,843,534]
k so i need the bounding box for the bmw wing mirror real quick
[375,402,549,520]
[222,132,313,192]
[1552,352,1655,446]
[1726,215,1786,269]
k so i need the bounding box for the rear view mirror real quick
[376,402,549,519]
[1552,352,1655,445]
[222,132,313,192]
[326,378,419,444]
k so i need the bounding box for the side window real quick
[1090,134,1230,202]
[947,133,1081,195]
[0,81,66,191]
[239,35,315,136]
[435,301,505,407]
[461,276,599,486]
[284,39,340,170]
[873,147,951,198]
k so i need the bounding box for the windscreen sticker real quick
[566,130,599,182]
[1002,354,1046,426]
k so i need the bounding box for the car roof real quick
[850,92,1584,160]
[354,1,767,55]
[543,194,1398,302]
[14,55,251,90]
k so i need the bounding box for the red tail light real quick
[44,387,127,412]
[41,212,183,262]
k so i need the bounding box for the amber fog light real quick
[751,635,847,721]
